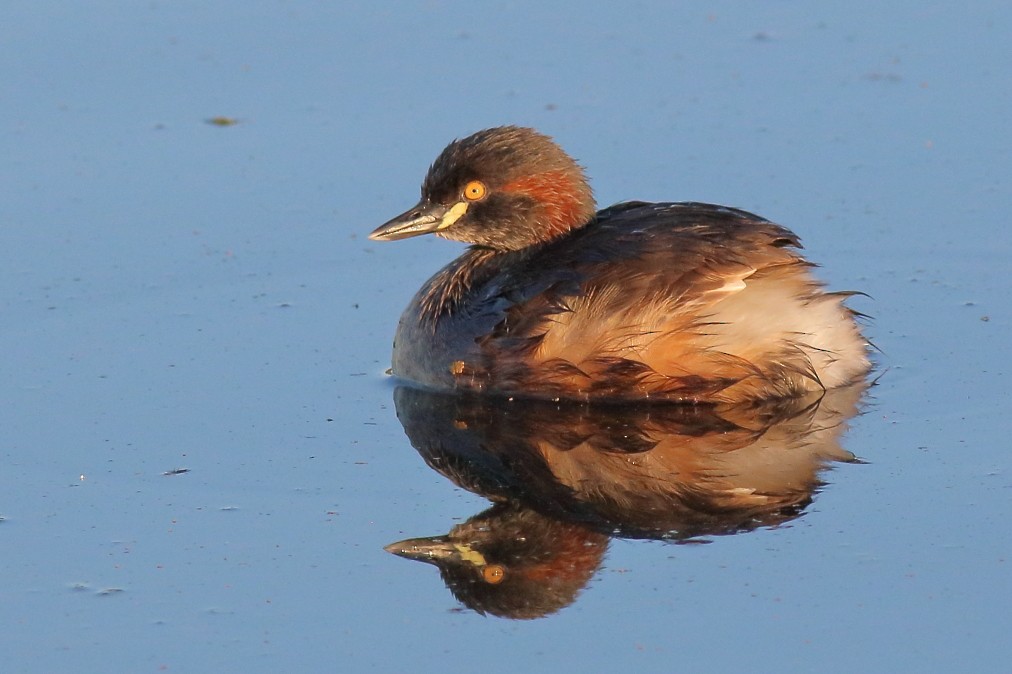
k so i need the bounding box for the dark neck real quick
[418,247,508,325]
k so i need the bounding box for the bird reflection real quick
[385,382,867,619]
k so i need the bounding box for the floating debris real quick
[205,116,240,126]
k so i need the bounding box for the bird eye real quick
[482,564,506,584]
[463,180,487,201]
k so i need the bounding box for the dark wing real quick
[456,202,839,401]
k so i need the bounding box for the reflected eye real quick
[463,180,487,201]
[482,564,506,584]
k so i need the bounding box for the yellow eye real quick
[463,180,487,201]
[482,564,506,584]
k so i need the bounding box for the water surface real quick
[2,2,1010,672]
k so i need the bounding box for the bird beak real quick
[384,536,487,566]
[369,200,469,241]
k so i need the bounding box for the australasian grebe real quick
[369,126,870,403]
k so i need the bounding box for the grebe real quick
[370,126,869,403]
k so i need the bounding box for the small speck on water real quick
[205,116,239,126]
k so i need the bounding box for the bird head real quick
[370,126,596,251]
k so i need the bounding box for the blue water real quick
[2,2,1010,672]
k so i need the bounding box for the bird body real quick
[371,127,869,403]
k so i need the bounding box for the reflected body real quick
[386,382,867,618]
[371,126,870,403]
